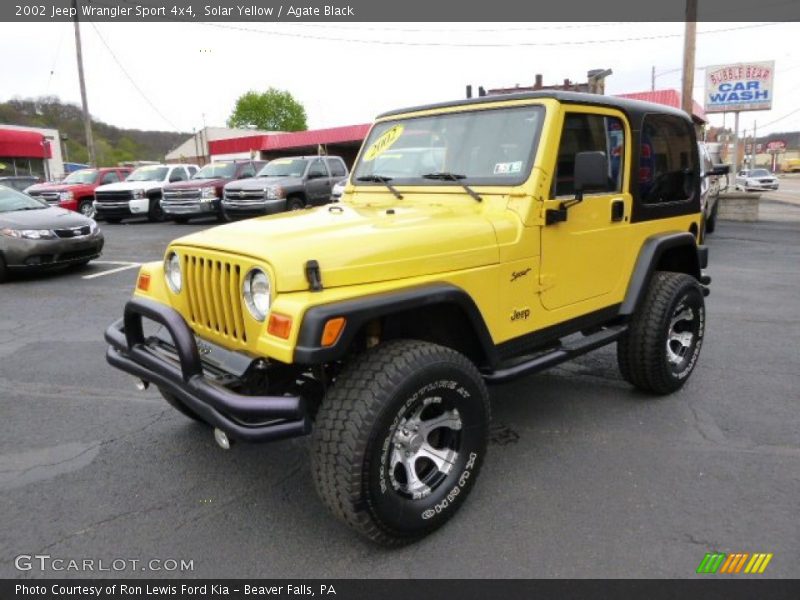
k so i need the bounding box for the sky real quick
[2,21,799,137]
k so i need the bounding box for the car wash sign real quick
[704,61,774,113]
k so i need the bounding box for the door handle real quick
[611,199,625,222]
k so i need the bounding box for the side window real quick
[187,166,198,177]
[169,167,187,182]
[101,171,120,184]
[554,113,625,197]
[326,158,346,177]
[639,115,696,204]
[239,163,256,178]
[308,159,328,178]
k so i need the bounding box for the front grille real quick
[182,253,248,344]
[30,191,60,203]
[163,188,202,201]
[224,189,265,205]
[95,190,133,202]
[60,247,100,261]
[54,225,91,238]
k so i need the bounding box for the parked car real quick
[161,160,265,223]
[106,91,710,544]
[26,167,132,218]
[0,184,103,282]
[735,168,779,192]
[698,142,729,237]
[93,164,199,223]
[0,175,41,192]
[222,156,349,219]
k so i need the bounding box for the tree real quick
[227,88,308,132]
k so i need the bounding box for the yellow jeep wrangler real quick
[106,91,710,544]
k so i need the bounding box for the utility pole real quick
[681,0,697,117]
[72,0,96,167]
[752,121,757,168]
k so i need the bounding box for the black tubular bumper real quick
[104,297,310,443]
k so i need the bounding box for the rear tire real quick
[311,340,490,545]
[617,271,705,395]
[159,388,205,423]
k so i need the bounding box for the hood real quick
[95,180,162,192]
[27,182,90,193]
[0,206,94,229]
[224,176,300,191]
[173,203,500,292]
[164,178,224,191]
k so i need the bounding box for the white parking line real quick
[82,261,141,280]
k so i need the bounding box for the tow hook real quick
[213,428,232,450]
[135,378,150,391]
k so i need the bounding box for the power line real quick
[87,21,180,130]
[44,22,69,96]
[197,21,780,48]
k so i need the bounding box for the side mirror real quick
[573,151,609,201]
[710,164,730,176]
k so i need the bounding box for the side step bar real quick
[482,325,627,384]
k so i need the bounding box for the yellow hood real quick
[172,203,500,292]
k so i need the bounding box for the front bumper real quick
[104,297,310,443]
[3,232,104,268]
[222,197,287,216]
[162,198,219,216]
[742,182,779,191]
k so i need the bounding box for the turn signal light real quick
[137,272,151,291]
[267,313,293,339]
[321,317,346,347]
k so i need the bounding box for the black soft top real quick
[378,91,693,125]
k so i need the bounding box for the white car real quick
[735,168,779,192]
[93,164,198,223]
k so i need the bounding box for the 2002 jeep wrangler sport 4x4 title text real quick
[106,91,711,544]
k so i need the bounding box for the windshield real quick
[257,158,308,178]
[749,169,770,177]
[63,169,98,184]
[353,105,544,185]
[0,185,49,212]
[194,162,236,179]
[127,166,168,181]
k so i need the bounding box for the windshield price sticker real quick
[363,125,405,162]
[494,161,522,175]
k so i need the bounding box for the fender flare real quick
[619,232,707,316]
[293,283,498,366]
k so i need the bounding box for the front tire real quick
[148,197,165,222]
[617,271,705,395]
[286,196,305,211]
[77,199,95,218]
[311,340,490,545]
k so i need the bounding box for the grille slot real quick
[95,190,133,202]
[183,254,247,343]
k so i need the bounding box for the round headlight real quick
[164,251,182,294]
[243,268,271,321]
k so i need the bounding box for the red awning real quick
[615,90,707,123]
[0,128,52,158]
[209,124,372,155]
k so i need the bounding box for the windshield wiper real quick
[421,172,482,202]
[356,175,403,199]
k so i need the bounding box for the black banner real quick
[3,0,800,22]
[3,580,800,600]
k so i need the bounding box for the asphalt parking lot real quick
[1,213,798,579]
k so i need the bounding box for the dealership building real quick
[0,124,64,180]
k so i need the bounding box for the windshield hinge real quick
[305,260,323,292]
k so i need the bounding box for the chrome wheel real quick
[79,201,95,218]
[389,399,462,500]
[666,302,695,366]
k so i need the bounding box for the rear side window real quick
[169,167,188,182]
[554,113,625,197]
[308,159,328,178]
[639,115,696,204]
[327,158,347,177]
[238,163,256,178]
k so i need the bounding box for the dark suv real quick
[161,160,265,223]
[222,156,348,219]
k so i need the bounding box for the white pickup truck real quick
[93,164,198,223]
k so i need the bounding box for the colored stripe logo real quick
[696,552,773,574]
